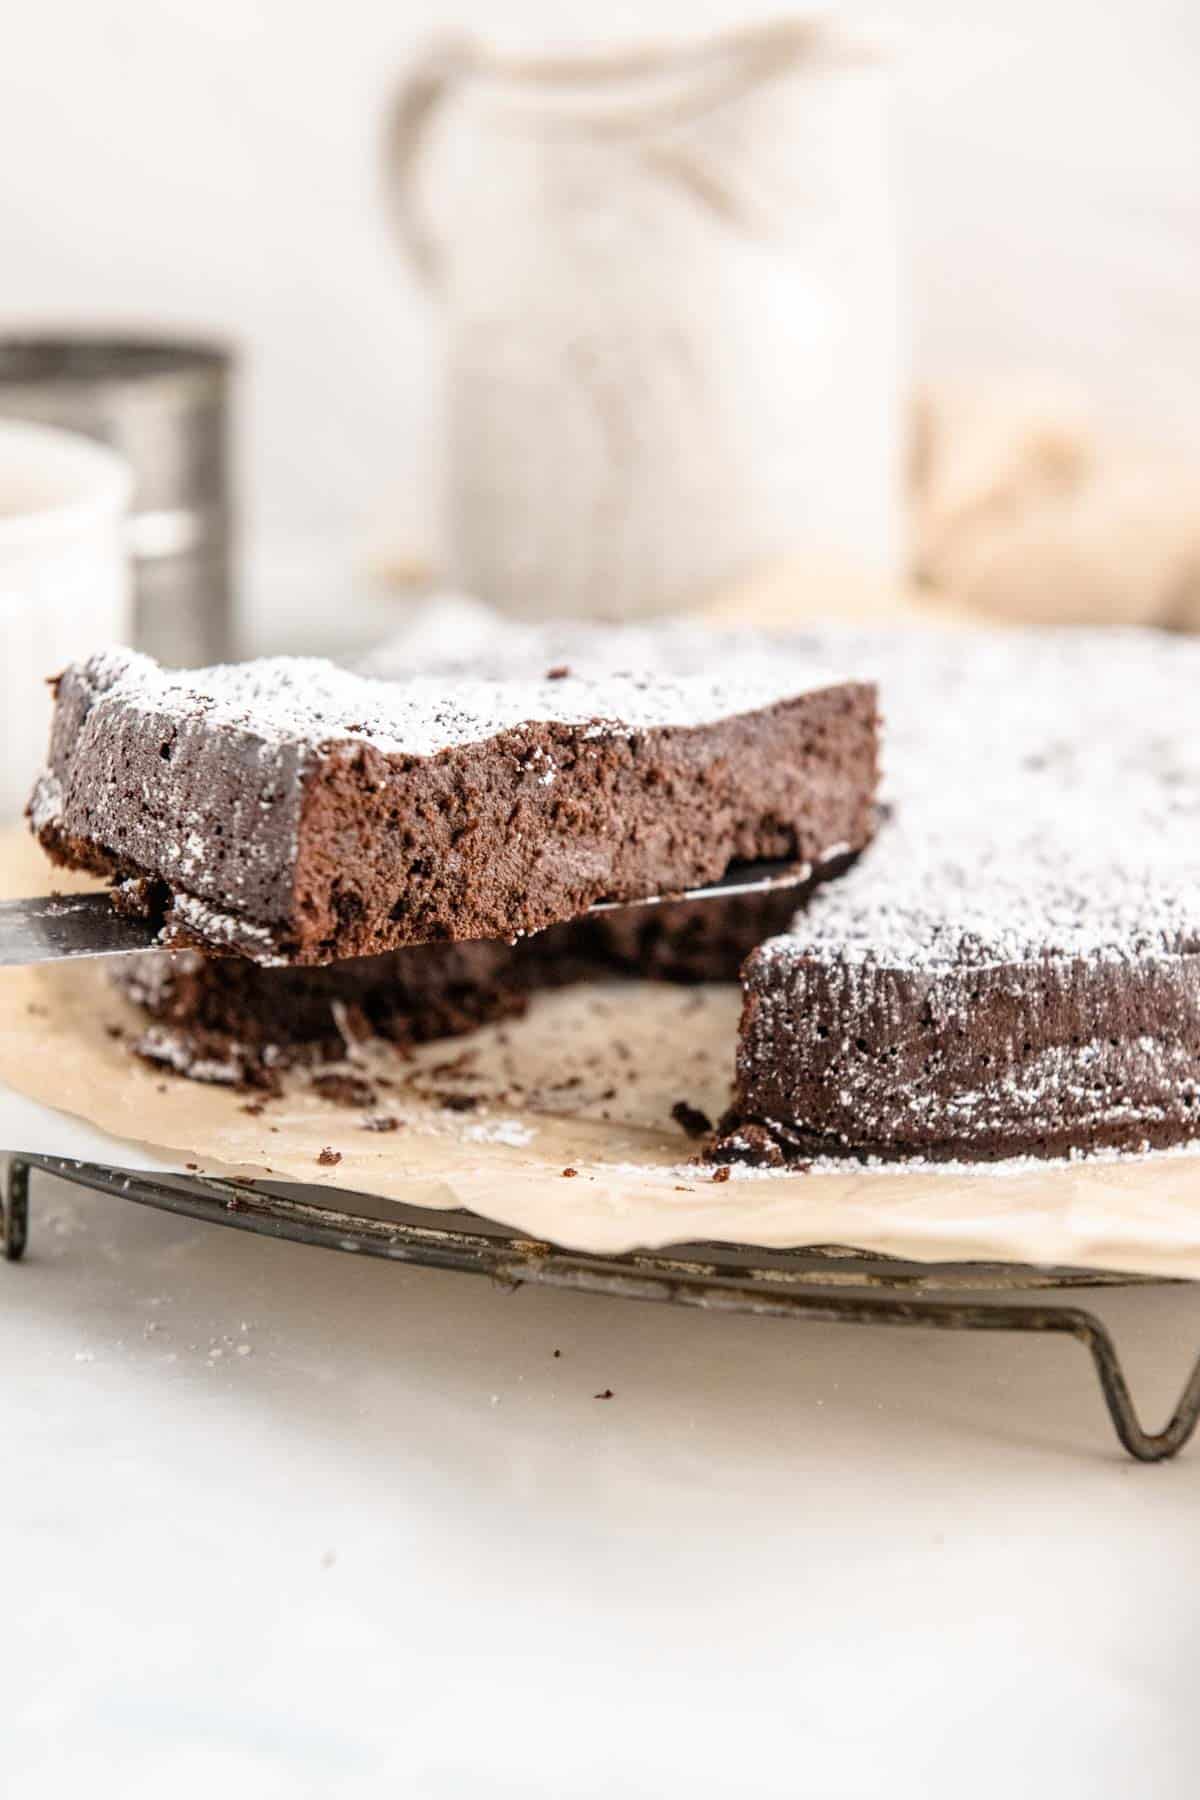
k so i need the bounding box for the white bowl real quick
[0,420,133,822]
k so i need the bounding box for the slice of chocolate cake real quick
[31,648,878,965]
[719,628,1200,1163]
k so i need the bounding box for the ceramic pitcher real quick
[386,18,903,621]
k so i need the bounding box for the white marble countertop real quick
[4,1159,1200,1797]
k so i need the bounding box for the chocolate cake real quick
[719,627,1200,1163]
[30,648,877,965]
[70,605,1200,1167]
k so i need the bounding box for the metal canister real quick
[0,335,235,665]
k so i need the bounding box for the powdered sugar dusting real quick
[168,893,289,966]
[133,1024,245,1086]
[69,644,843,761]
[759,628,1200,971]
[461,1117,537,1148]
[28,771,63,833]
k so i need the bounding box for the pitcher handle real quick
[383,35,476,290]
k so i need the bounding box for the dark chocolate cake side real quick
[719,946,1200,1165]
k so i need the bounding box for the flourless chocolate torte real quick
[52,609,1200,1167]
[30,648,878,964]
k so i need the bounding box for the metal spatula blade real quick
[0,893,164,966]
[0,859,817,968]
[585,857,814,913]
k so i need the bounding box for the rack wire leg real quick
[1066,1308,1200,1463]
[632,1286,1200,1463]
[3,1155,30,1262]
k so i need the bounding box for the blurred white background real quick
[3,0,1198,580]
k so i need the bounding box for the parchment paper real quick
[4,829,1200,1274]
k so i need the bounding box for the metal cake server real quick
[0,859,820,967]
[0,894,164,966]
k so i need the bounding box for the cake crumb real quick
[310,1071,376,1109]
[711,1165,731,1183]
[562,1167,578,1178]
[546,665,571,680]
[671,1099,712,1139]
[317,1147,342,1167]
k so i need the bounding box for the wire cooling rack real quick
[6,1151,1200,1462]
